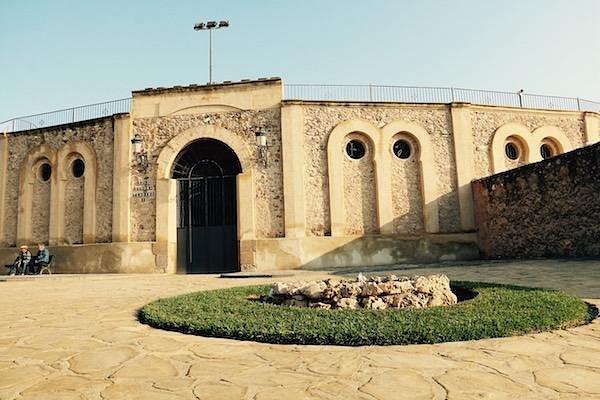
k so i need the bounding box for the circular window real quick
[71,159,85,178]
[505,142,519,160]
[345,140,366,160]
[393,139,412,159]
[540,143,554,160]
[38,163,52,182]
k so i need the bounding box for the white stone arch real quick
[381,120,439,233]
[491,123,531,173]
[327,119,440,235]
[327,119,382,236]
[531,126,573,162]
[17,145,57,245]
[155,125,256,273]
[56,141,97,244]
[156,125,253,179]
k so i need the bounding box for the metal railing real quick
[0,97,131,133]
[284,84,600,113]
[1,85,599,133]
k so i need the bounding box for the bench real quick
[3,254,54,275]
[38,255,54,275]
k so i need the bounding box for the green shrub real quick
[138,281,594,346]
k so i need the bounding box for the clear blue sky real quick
[1,0,598,120]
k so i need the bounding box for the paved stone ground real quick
[329,258,600,298]
[0,272,599,400]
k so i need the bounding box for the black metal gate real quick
[172,140,241,273]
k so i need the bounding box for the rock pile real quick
[262,274,457,310]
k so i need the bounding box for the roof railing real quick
[283,84,600,112]
[0,98,131,133]
[2,85,599,133]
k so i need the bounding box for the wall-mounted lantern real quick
[131,133,149,173]
[255,127,269,167]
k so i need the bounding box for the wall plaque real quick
[133,176,155,202]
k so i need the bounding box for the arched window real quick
[38,162,52,182]
[503,136,528,165]
[345,139,366,160]
[539,138,561,160]
[71,158,85,178]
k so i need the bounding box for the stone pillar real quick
[374,154,394,235]
[49,160,64,245]
[280,104,306,238]
[584,112,600,145]
[237,170,256,269]
[450,103,476,231]
[112,115,132,242]
[0,134,8,246]
[155,178,177,273]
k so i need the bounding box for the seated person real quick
[32,243,50,274]
[9,245,32,276]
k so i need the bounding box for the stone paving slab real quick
[0,273,599,399]
[328,258,600,298]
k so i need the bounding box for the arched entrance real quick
[171,139,242,273]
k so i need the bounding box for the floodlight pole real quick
[208,28,212,84]
[194,20,229,85]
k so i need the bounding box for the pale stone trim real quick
[327,119,382,236]
[56,141,98,244]
[492,123,573,172]
[155,125,252,179]
[112,116,131,242]
[281,105,306,238]
[469,103,583,116]
[491,123,531,173]
[237,170,256,269]
[382,120,439,233]
[17,145,57,245]
[132,79,282,118]
[167,104,246,115]
[327,119,439,236]
[154,125,256,272]
[584,112,600,145]
[450,104,475,231]
[530,126,573,163]
[0,135,8,246]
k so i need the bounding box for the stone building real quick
[1,78,598,273]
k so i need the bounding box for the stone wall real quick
[3,118,114,246]
[472,142,600,258]
[0,242,157,273]
[131,108,283,241]
[392,139,423,234]
[1,79,594,272]
[64,178,84,244]
[301,103,460,235]
[31,179,51,244]
[470,108,586,179]
[342,133,377,235]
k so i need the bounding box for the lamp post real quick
[193,20,229,84]
[518,89,524,108]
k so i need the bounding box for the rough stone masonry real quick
[263,274,457,310]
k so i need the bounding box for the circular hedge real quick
[138,282,594,346]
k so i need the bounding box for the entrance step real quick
[219,271,297,279]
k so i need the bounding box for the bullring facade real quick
[1,78,598,273]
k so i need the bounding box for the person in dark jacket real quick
[9,245,32,275]
[32,243,50,274]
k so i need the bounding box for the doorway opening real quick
[171,139,242,273]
